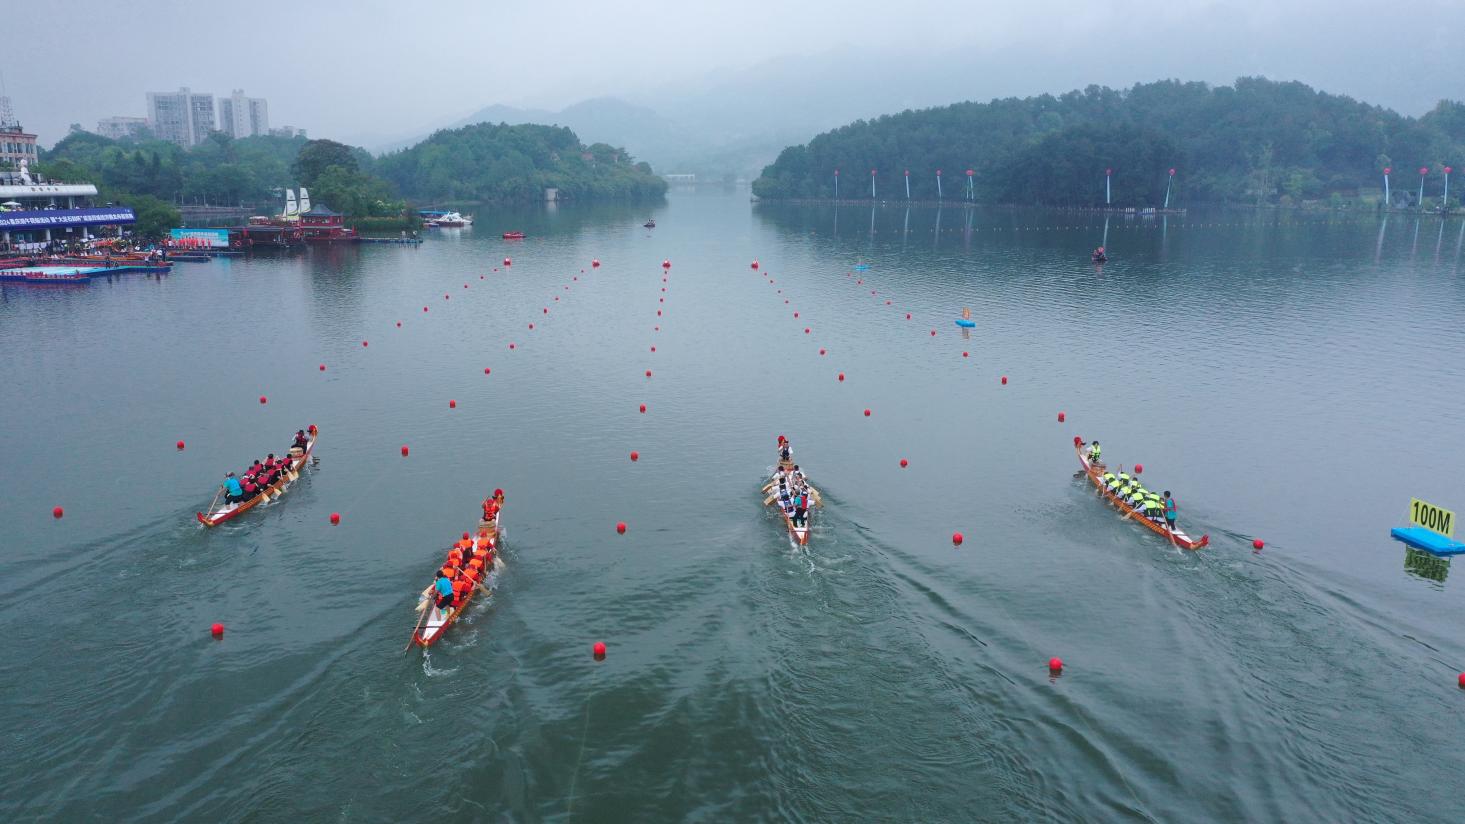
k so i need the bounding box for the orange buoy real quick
[329,512,341,525]
[176,440,186,450]
[630,451,639,462]
[52,506,64,519]
[211,622,225,638]
[616,521,627,534]
[401,445,410,456]
[594,641,607,658]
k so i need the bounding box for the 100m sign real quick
[1410,498,1455,537]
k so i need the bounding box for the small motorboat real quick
[643,219,656,228]
[502,231,526,240]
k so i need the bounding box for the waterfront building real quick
[0,166,136,251]
[0,96,38,169]
[96,116,150,140]
[269,125,306,139]
[219,90,269,138]
[147,87,216,147]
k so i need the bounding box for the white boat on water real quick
[431,211,474,228]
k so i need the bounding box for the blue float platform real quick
[1390,526,1465,556]
[954,319,976,328]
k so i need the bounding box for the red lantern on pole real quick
[1420,167,1430,176]
[1168,168,1176,176]
[1383,167,1391,175]
[966,169,973,176]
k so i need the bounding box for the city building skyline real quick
[219,89,269,139]
[146,87,216,147]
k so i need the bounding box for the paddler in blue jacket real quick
[223,472,244,504]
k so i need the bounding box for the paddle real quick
[404,594,430,652]
[206,485,224,516]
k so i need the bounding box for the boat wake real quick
[420,651,459,677]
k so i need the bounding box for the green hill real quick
[374,122,667,203]
[752,78,1465,207]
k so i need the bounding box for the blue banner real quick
[0,207,137,230]
[170,228,230,248]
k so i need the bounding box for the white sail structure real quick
[298,188,311,213]
[284,189,298,217]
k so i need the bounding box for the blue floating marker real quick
[1390,526,1465,556]
[954,319,976,328]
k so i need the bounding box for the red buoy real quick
[1133,464,1143,474]
[504,257,511,266]
[819,348,826,355]
[176,440,186,450]
[52,506,64,519]
[592,259,600,267]
[630,451,640,462]
[319,364,326,371]
[864,408,872,417]
[1057,412,1066,422]
[362,340,369,347]
[423,306,429,312]
[593,641,607,658]
[396,321,402,327]
[616,521,627,534]
[544,308,549,314]
[899,458,909,468]
[309,424,317,434]
[509,343,516,349]
[751,260,759,269]
[1253,538,1265,550]
[962,352,969,358]
[1049,657,1063,673]
[662,260,670,269]
[639,403,647,413]
[1000,376,1008,385]
[449,400,457,409]
[1458,672,1465,689]
[444,294,449,300]
[259,395,268,404]
[645,369,653,377]
[529,323,535,330]
[930,330,936,337]
[837,372,845,382]
[399,444,410,457]
[650,346,656,352]
[484,367,492,375]
[906,313,911,320]
[952,532,964,546]
[793,312,799,318]
[804,328,811,334]
[657,310,662,316]
[329,512,341,525]
[211,622,225,638]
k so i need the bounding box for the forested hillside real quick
[375,123,667,203]
[753,79,1465,207]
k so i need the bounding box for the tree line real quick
[752,78,1465,208]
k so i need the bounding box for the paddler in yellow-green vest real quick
[1106,473,1124,496]
[1088,440,1102,465]
[1100,471,1117,494]
[1144,494,1165,522]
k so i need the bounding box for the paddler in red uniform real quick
[482,489,503,523]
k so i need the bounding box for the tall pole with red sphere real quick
[1444,166,1453,209]
[833,168,839,200]
[1164,168,1176,209]
[935,169,943,199]
[1105,167,1113,206]
[904,169,910,200]
[1418,167,1429,210]
[965,169,975,201]
[1383,166,1392,208]
[870,168,877,200]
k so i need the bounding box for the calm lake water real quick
[3,189,1464,822]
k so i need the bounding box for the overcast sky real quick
[5,0,1461,148]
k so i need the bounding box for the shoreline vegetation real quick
[34,122,665,238]
[752,78,1465,212]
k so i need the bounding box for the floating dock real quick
[1390,526,1465,556]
